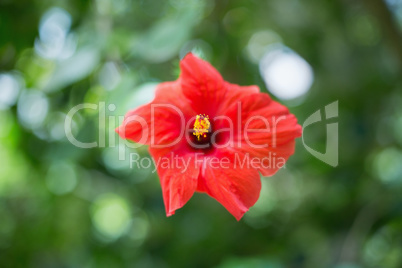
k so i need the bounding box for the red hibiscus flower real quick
[117,53,302,220]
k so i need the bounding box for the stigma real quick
[193,114,211,141]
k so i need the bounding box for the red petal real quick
[217,82,260,114]
[197,150,261,221]
[180,53,227,116]
[222,93,302,176]
[149,147,200,216]
[116,81,193,145]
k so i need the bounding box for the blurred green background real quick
[1,0,402,267]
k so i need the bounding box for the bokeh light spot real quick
[46,161,77,195]
[35,7,76,60]
[98,62,121,91]
[373,147,402,185]
[0,73,21,110]
[17,89,49,129]
[126,83,157,109]
[246,30,282,63]
[259,45,314,100]
[91,193,131,241]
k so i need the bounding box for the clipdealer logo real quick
[302,101,339,167]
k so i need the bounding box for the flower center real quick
[193,114,211,141]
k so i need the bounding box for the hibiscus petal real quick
[198,150,261,221]
[149,147,200,216]
[217,82,260,114]
[222,93,301,176]
[241,140,297,177]
[116,81,192,145]
[180,53,227,115]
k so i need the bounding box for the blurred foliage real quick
[1,0,402,267]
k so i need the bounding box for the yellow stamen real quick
[193,114,211,140]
